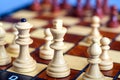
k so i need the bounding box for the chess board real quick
[0,2,120,80]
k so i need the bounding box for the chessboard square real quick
[7,47,35,58]
[64,33,84,44]
[64,55,88,70]
[27,19,48,28]
[2,22,13,30]
[76,73,113,80]
[11,10,37,19]
[5,32,14,44]
[31,28,45,39]
[7,63,47,77]
[67,25,91,36]
[115,35,120,41]
[79,38,91,47]
[100,26,120,33]
[58,17,80,26]
[109,50,120,63]
[64,42,74,53]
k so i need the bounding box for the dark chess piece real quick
[75,0,83,17]
[102,0,110,15]
[30,0,41,11]
[94,0,104,19]
[107,5,119,28]
[51,0,60,13]
[83,0,92,11]
[61,0,71,10]
[42,0,51,5]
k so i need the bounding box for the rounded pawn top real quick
[21,18,27,22]
[100,37,110,46]
[88,38,102,57]
[92,16,100,23]
[53,19,63,29]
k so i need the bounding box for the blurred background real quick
[0,0,120,16]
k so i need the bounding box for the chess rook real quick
[100,37,113,70]
[46,19,70,78]
[13,18,36,72]
[39,28,54,60]
[82,38,105,80]
[0,23,11,66]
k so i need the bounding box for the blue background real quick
[0,0,120,16]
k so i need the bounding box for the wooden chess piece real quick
[6,25,19,57]
[46,19,70,78]
[100,37,113,70]
[39,28,54,60]
[61,0,71,10]
[102,0,110,15]
[51,0,60,14]
[107,5,119,28]
[13,18,36,72]
[30,0,41,11]
[82,38,105,80]
[75,0,83,17]
[94,0,104,19]
[0,23,11,66]
[41,0,51,11]
[85,16,102,44]
[83,0,92,11]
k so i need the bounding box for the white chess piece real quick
[12,18,36,72]
[85,16,102,44]
[46,19,70,78]
[99,37,113,70]
[82,38,105,80]
[39,28,54,60]
[0,23,11,65]
[6,25,19,57]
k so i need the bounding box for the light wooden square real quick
[7,63,47,77]
[58,17,80,26]
[76,73,113,80]
[100,26,120,33]
[11,10,37,19]
[115,35,120,41]
[28,19,48,28]
[67,25,91,36]
[30,28,45,39]
[64,42,74,53]
[64,55,88,70]
[79,38,91,47]
[109,50,120,63]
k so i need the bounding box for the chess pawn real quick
[82,39,105,80]
[30,0,41,11]
[46,19,70,78]
[6,26,19,57]
[107,6,119,28]
[0,23,11,66]
[99,37,113,70]
[39,28,54,60]
[94,0,104,19]
[13,18,36,72]
[85,16,102,44]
